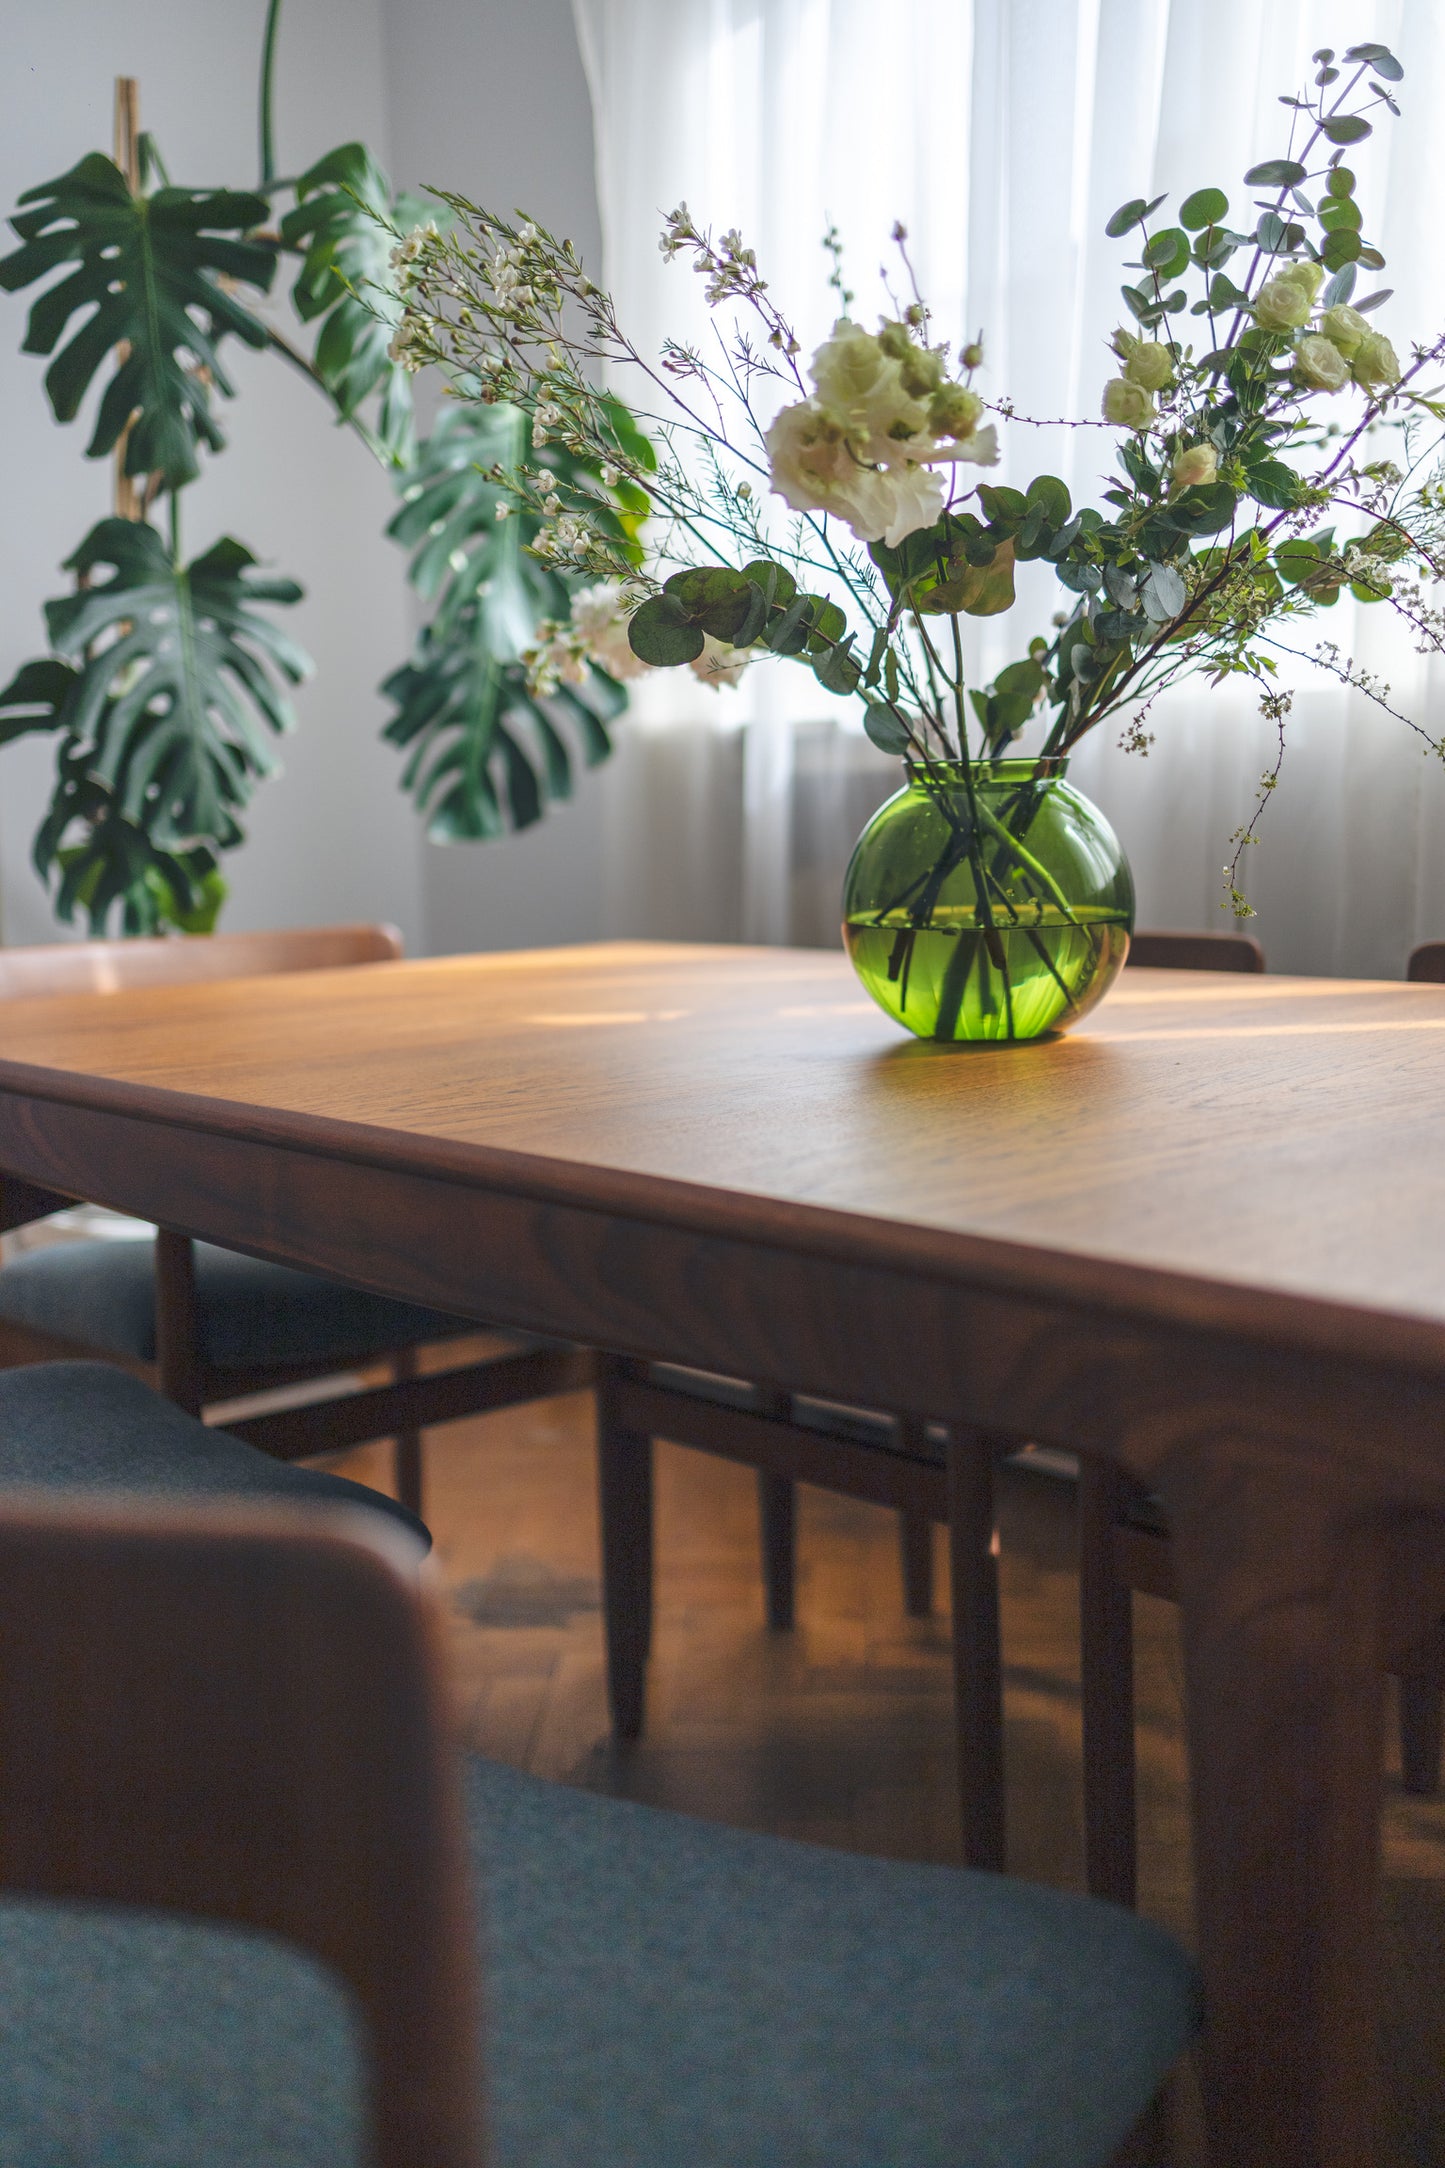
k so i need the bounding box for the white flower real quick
[689,634,754,690]
[1318,304,1370,360]
[808,319,928,459]
[522,622,588,696]
[1124,340,1174,393]
[387,313,431,373]
[571,584,651,681]
[1352,330,1401,390]
[1101,378,1154,429]
[1254,266,1319,332]
[1295,335,1350,393]
[1171,442,1218,493]
[765,398,945,545]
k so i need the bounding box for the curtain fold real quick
[576,0,1442,973]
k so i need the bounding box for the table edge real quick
[0,1053,1440,1385]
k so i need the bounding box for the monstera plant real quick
[0,2,635,935]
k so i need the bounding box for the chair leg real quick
[751,1388,798,1631]
[596,1360,654,1741]
[392,1347,424,1519]
[1398,1672,1444,1796]
[946,1428,1006,1872]
[154,1229,203,1418]
[757,1471,796,1631]
[1079,1456,1138,1907]
[898,1511,935,1616]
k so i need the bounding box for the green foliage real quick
[627,557,865,692]
[278,142,436,465]
[0,155,274,488]
[0,518,307,929]
[382,403,625,839]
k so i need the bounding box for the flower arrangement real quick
[385,36,1445,1038]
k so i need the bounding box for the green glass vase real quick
[842,758,1134,1044]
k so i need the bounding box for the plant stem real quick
[167,487,181,565]
[258,0,283,191]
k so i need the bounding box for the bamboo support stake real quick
[112,78,141,522]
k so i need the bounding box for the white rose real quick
[1318,304,1369,360]
[1254,269,1316,332]
[1124,341,1174,392]
[1295,334,1350,393]
[1352,330,1402,389]
[1171,442,1218,493]
[1101,378,1154,429]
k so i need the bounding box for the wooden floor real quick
[330,1384,1445,2168]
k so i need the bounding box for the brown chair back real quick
[1407,941,1445,984]
[0,923,403,1002]
[1126,928,1266,973]
[0,1498,482,2167]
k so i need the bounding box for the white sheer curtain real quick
[574,0,1445,973]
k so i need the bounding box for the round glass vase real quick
[842,757,1134,1045]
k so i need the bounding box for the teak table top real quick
[0,939,1438,1371]
[0,939,1441,2168]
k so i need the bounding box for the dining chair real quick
[0,1466,1201,2168]
[1124,927,1266,972]
[0,925,593,1518]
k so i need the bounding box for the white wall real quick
[0,0,427,948]
[380,0,614,957]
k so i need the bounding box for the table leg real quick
[946,1428,1006,1872]
[1158,1441,1386,2168]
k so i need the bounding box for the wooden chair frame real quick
[0,1495,482,2167]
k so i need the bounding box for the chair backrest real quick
[0,1498,482,2168]
[0,923,403,1002]
[1126,928,1266,973]
[1407,941,1445,983]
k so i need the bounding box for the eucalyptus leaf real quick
[1244,158,1308,187]
[1180,187,1228,230]
[862,703,912,755]
[1142,563,1187,621]
[1322,115,1372,145]
[1106,198,1149,238]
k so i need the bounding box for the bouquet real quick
[382,36,1445,1039]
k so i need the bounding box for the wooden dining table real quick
[0,937,1442,2167]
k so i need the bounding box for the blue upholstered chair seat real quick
[0,1756,1197,2168]
[0,1236,475,1372]
[0,1364,428,1548]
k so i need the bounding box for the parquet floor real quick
[330,1384,1445,2167]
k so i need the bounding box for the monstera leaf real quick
[0,154,274,488]
[279,143,434,464]
[0,519,308,928]
[381,403,634,838]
